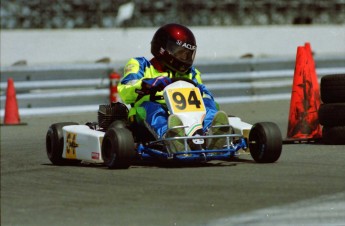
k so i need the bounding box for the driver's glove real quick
[141,76,172,93]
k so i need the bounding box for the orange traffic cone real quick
[1,78,26,126]
[304,42,321,103]
[285,44,322,143]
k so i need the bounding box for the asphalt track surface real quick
[1,100,345,226]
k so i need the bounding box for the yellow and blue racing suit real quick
[118,57,219,138]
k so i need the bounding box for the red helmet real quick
[151,23,197,73]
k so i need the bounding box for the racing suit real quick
[118,57,219,139]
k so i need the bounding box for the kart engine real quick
[98,102,129,130]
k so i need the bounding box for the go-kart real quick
[46,79,282,169]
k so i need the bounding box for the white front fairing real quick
[62,125,105,163]
[228,116,253,139]
[163,81,206,136]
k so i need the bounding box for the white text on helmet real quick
[176,40,196,50]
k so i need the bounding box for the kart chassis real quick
[137,132,248,162]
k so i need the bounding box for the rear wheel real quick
[108,120,127,129]
[101,127,135,169]
[46,122,81,165]
[249,122,282,163]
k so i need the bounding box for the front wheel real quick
[249,122,282,163]
[46,122,81,165]
[101,127,135,169]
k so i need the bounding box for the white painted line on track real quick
[207,192,345,226]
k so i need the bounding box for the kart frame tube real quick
[136,135,247,162]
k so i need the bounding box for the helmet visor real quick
[166,40,196,65]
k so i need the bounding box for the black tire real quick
[320,74,345,103]
[101,127,135,169]
[108,120,127,129]
[46,122,80,165]
[322,126,345,145]
[318,103,345,126]
[249,122,282,163]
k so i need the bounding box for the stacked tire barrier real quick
[319,74,345,144]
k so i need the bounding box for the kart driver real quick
[118,23,230,152]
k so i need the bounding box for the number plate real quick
[166,87,205,113]
[66,132,78,159]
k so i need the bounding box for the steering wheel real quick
[149,77,198,101]
[171,77,197,87]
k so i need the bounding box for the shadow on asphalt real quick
[41,156,257,170]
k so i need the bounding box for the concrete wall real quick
[1,25,344,66]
